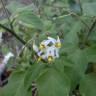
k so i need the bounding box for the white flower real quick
[32,36,61,62]
[0,52,14,75]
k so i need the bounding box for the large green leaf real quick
[64,22,81,45]
[53,56,74,74]
[0,71,27,96]
[7,2,43,30]
[24,63,45,89]
[68,49,88,75]
[36,68,70,96]
[64,66,80,91]
[17,11,43,30]
[80,73,96,96]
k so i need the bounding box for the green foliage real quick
[83,2,96,16]
[37,68,70,96]
[80,73,96,96]
[0,71,27,96]
[0,0,96,96]
[17,11,43,30]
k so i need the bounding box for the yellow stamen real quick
[37,56,42,62]
[39,44,46,50]
[48,56,53,62]
[55,42,61,48]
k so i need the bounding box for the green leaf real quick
[64,22,81,45]
[53,56,74,74]
[17,11,43,30]
[0,71,27,96]
[24,63,45,89]
[80,73,96,96]
[68,49,88,75]
[84,45,96,62]
[64,66,80,91]
[83,2,96,16]
[68,0,82,14]
[36,68,70,96]
[6,1,25,13]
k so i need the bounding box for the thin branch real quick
[0,0,15,31]
[71,12,90,30]
[75,0,83,14]
[0,0,32,49]
[0,23,26,45]
[62,9,90,30]
[0,0,10,23]
[85,17,96,42]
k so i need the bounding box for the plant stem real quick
[62,9,90,30]
[85,17,96,42]
[0,0,29,46]
[0,23,26,45]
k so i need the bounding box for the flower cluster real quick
[33,36,61,62]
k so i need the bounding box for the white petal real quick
[48,37,56,44]
[46,46,55,58]
[56,36,61,43]
[37,51,43,56]
[41,54,47,59]
[41,39,51,46]
[33,44,39,52]
[55,48,59,58]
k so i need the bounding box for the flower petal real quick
[33,43,39,52]
[47,37,56,44]
[57,36,61,43]
[46,46,55,58]
[41,39,51,46]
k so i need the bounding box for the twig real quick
[84,17,96,43]
[87,17,96,39]
[0,0,10,23]
[62,9,90,30]
[0,0,13,30]
[71,12,90,30]
[75,0,83,14]
[0,23,26,45]
[18,37,34,57]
